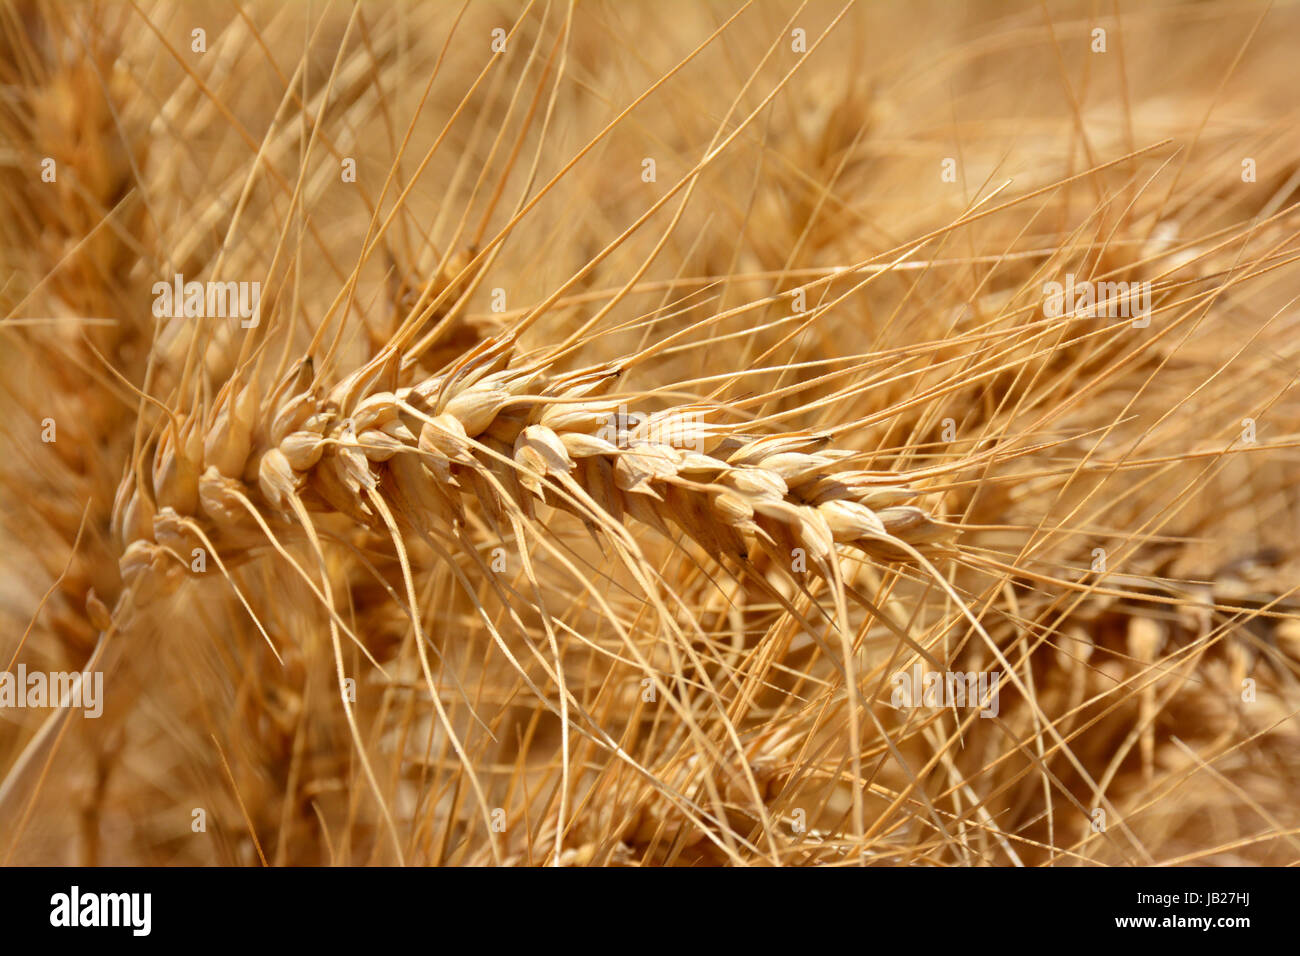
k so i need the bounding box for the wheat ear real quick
[112,332,957,600]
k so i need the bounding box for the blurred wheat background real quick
[3,0,1300,866]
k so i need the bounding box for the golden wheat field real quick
[2,0,1299,869]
